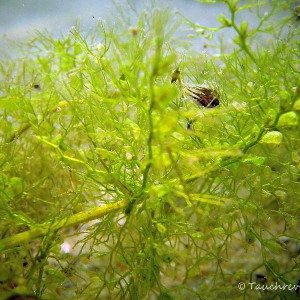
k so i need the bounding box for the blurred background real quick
[0,0,294,56]
[0,0,243,55]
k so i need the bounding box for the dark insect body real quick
[183,85,219,108]
[170,68,219,108]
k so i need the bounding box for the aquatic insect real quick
[182,84,219,108]
[171,68,220,130]
[170,68,220,108]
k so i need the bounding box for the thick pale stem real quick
[0,200,127,251]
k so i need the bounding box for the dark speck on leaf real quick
[33,84,40,89]
[255,274,267,284]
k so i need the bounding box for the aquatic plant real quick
[0,1,299,299]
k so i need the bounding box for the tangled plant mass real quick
[0,1,299,299]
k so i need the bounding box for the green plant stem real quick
[6,101,71,143]
[7,123,31,143]
[167,147,192,207]
[0,200,126,252]
[141,95,154,191]
[228,3,257,64]
[140,38,160,191]
[232,24,256,64]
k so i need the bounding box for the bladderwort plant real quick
[0,0,299,299]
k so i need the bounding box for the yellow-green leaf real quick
[260,131,283,144]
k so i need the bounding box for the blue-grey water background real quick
[0,0,261,55]
[0,0,294,57]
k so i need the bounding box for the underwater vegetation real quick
[0,0,299,299]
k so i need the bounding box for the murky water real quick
[0,0,292,56]
[0,0,247,54]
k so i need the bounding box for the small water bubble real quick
[126,152,133,160]
[61,242,71,253]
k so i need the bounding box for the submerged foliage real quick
[0,0,299,299]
